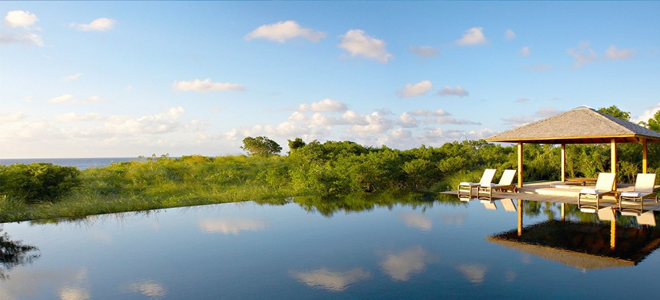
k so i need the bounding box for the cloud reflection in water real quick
[197,219,268,235]
[456,264,487,284]
[291,268,371,292]
[380,245,431,281]
[128,280,167,298]
[400,212,432,231]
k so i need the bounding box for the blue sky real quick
[1,1,659,158]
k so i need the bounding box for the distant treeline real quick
[1,105,659,222]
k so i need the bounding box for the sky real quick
[1,1,659,158]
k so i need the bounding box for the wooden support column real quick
[561,203,565,222]
[611,139,617,191]
[518,142,524,188]
[561,143,566,182]
[610,220,617,249]
[517,199,523,237]
[642,138,648,174]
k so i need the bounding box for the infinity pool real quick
[1,196,659,299]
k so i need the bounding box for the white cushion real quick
[459,182,479,186]
[621,191,642,197]
[480,183,497,187]
[580,188,598,194]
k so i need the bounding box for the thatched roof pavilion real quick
[486,106,660,188]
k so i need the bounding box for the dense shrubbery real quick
[0,163,80,203]
[1,105,659,222]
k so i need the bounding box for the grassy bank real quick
[0,155,296,222]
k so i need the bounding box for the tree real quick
[287,138,306,154]
[240,136,282,156]
[644,110,660,132]
[598,105,631,121]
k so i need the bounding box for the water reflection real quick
[197,219,268,235]
[0,228,40,280]
[456,264,487,284]
[400,212,432,231]
[380,245,431,281]
[290,268,371,292]
[127,280,167,298]
[487,200,660,270]
[59,287,90,300]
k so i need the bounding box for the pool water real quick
[1,196,659,299]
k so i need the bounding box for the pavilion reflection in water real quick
[474,197,660,270]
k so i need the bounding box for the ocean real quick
[0,157,141,170]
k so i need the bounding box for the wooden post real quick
[561,203,565,222]
[561,143,566,182]
[611,139,617,191]
[517,199,523,237]
[643,138,648,174]
[610,220,617,249]
[518,142,524,188]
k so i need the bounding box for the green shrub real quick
[0,163,81,203]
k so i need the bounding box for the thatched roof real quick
[487,220,660,270]
[486,107,660,144]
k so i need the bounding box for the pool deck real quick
[441,181,660,212]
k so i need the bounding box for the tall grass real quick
[0,155,296,223]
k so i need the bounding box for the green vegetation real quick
[1,105,659,223]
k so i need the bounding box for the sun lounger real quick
[457,169,496,197]
[577,172,616,211]
[619,173,657,212]
[478,169,517,198]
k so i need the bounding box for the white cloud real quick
[567,41,598,68]
[49,94,76,104]
[347,111,395,136]
[298,98,348,112]
[515,98,529,103]
[568,42,635,68]
[438,86,469,97]
[245,20,325,43]
[69,18,116,31]
[397,112,418,128]
[535,106,560,118]
[0,111,26,122]
[408,109,450,117]
[605,45,635,60]
[291,268,371,292]
[48,94,103,104]
[398,80,432,98]
[173,78,244,92]
[520,46,531,57]
[82,96,102,103]
[4,10,38,28]
[408,46,439,58]
[55,112,103,122]
[0,30,43,47]
[456,27,487,46]
[63,73,82,82]
[635,102,660,124]
[502,107,561,126]
[380,246,430,281]
[103,107,186,135]
[125,85,133,92]
[504,29,516,40]
[1,11,43,47]
[338,29,393,63]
